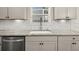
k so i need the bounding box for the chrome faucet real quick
[39,17,43,31]
[33,17,48,31]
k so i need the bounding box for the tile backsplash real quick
[0,19,78,33]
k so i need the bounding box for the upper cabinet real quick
[76,7,79,19]
[0,7,77,20]
[8,7,31,20]
[26,7,32,20]
[67,7,77,19]
[9,7,32,20]
[0,7,31,20]
[8,7,26,20]
[54,7,77,20]
[0,7,8,19]
[54,7,67,19]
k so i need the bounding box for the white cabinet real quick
[76,7,79,19]
[71,36,79,51]
[0,7,31,20]
[8,7,27,20]
[58,36,72,51]
[58,36,79,51]
[54,7,67,19]
[26,41,41,51]
[8,7,31,20]
[26,7,32,20]
[26,36,57,51]
[72,40,79,51]
[54,7,76,20]
[67,7,77,19]
[0,7,8,19]
[42,42,57,51]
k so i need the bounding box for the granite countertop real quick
[0,30,79,36]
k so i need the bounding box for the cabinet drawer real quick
[26,36,57,42]
[26,41,41,51]
[72,36,79,40]
[26,41,57,51]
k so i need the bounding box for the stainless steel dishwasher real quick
[2,36,25,51]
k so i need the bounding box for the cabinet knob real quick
[39,43,43,45]
[40,43,41,45]
[73,38,75,40]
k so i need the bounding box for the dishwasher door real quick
[2,36,25,51]
[0,37,2,51]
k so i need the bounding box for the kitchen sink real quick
[29,31,52,35]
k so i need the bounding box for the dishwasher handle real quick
[2,39,24,42]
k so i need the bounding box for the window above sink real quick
[32,7,49,22]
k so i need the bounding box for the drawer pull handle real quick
[41,43,43,45]
[72,43,76,44]
[39,43,43,45]
[40,43,41,45]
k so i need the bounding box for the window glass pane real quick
[33,15,43,21]
[42,7,48,9]
[32,7,43,9]
[32,10,43,14]
[33,15,48,21]
[32,7,48,9]
[44,10,48,14]
[32,7,48,22]
[44,16,48,20]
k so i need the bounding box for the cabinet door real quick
[58,36,72,51]
[26,7,32,20]
[54,7,67,19]
[26,36,57,42]
[26,36,57,51]
[8,7,26,20]
[77,7,79,19]
[0,7,7,19]
[26,42,41,51]
[68,7,76,19]
[42,42,57,51]
[71,40,79,51]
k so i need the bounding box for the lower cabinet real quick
[26,36,57,51]
[71,39,79,51]
[58,36,79,51]
[26,35,79,51]
[41,42,57,51]
[26,42,42,51]
[58,36,72,51]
